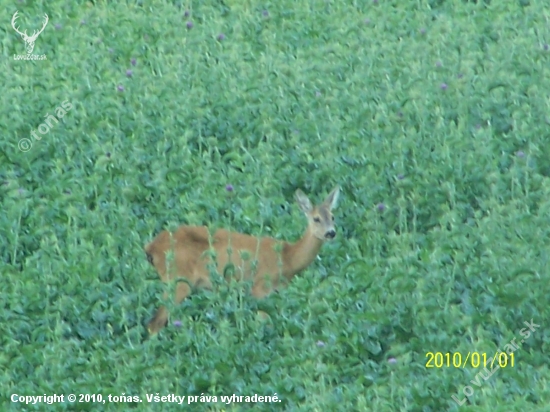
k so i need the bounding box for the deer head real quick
[12,11,49,55]
[295,186,340,241]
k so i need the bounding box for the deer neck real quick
[282,226,324,280]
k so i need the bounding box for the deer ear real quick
[324,186,340,210]
[295,189,313,213]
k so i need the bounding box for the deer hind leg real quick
[148,282,192,335]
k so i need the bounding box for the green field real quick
[2,0,550,410]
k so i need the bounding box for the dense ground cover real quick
[2,0,550,410]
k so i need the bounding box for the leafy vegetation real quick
[2,0,550,410]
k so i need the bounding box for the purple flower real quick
[117,85,124,92]
[440,83,448,90]
[435,60,442,67]
[516,150,525,158]
[184,10,190,17]
[126,69,133,77]
[316,340,326,347]
[377,203,386,212]
[388,357,397,364]
[173,320,182,327]
[108,47,114,54]
[397,174,404,180]
[315,91,322,97]
[262,10,269,17]
[420,28,426,35]
[225,184,234,192]
[544,44,549,51]
[80,20,86,25]
[55,23,62,30]
[186,21,193,29]
[364,18,371,25]
[217,33,226,41]
[131,58,137,66]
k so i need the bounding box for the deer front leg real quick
[148,282,192,335]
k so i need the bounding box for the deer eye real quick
[313,217,321,223]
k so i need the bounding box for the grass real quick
[2,0,550,410]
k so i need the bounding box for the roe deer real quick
[144,186,340,334]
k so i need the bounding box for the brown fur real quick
[145,186,340,334]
